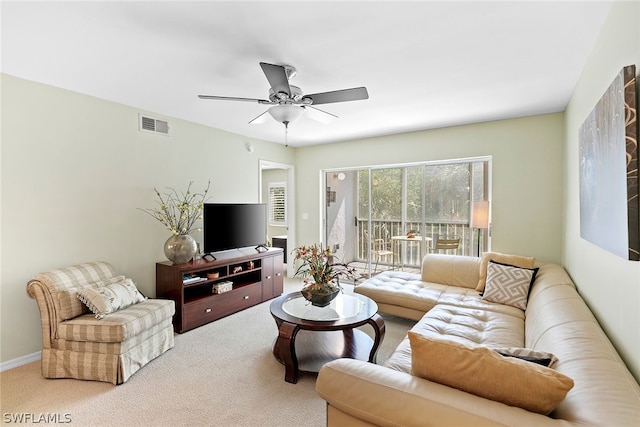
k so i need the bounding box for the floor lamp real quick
[470,201,489,256]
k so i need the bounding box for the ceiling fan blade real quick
[248,110,271,125]
[302,106,338,124]
[260,62,291,97]
[305,87,369,105]
[198,95,273,104]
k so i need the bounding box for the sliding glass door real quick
[324,157,491,280]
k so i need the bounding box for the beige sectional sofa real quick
[316,254,640,426]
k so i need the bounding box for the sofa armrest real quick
[316,359,575,427]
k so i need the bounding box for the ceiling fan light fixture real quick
[199,62,368,134]
[268,104,304,124]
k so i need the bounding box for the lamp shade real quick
[470,201,490,229]
[268,105,304,124]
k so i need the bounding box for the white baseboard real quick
[0,351,41,372]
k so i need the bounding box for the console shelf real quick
[156,247,284,333]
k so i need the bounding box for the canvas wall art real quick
[579,65,638,261]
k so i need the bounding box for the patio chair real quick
[434,236,460,254]
[363,230,394,273]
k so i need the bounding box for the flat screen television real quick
[203,203,267,253]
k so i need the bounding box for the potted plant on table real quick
[293,243,357,307]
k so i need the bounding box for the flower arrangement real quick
[293,243,357,296]
[139,181,211,235]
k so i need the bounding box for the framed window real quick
[268,182,287,226]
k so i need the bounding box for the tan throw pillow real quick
[482,261,539,310]
[77,278,146,319]
[408,332,574,414]
[476,252,536,292]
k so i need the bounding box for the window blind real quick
[269,183,287,226]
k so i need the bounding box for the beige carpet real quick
[1,279,415,427]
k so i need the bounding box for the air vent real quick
[139,114,169,135]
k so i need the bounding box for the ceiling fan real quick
[198,62,369,133]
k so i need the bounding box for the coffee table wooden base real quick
[271,312,385,384]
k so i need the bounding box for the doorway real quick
[260,160,295,278]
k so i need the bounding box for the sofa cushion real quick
[354,271,482,315]
[58,275,126,320]
[476,252,535,292]
[384,303,524,374]
[421,254,481,289]
[408,332,574,415]
[355,269,523,320]
[524,270,640,425]
[77,278,146,319]
[482,261,539,310]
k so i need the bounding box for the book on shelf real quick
[183,275,207,285]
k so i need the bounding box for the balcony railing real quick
[357,219,475,268]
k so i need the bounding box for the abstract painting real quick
[579,65,638,261]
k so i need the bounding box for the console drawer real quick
[183,282,262,331]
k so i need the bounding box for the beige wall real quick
[295,113,566,264]
[0,74,294,363]
[563,0,640,380]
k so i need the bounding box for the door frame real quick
[259,159,295,278]
[321,156,492,276]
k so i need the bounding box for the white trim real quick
[259,159,296,278]
[321,155,492,173]
[319,170,326,245]
[0,351,41,372]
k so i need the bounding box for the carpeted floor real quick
[1,279,415,427]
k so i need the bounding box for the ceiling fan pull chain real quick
[284,121,289,147]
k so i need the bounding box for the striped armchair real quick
[27,261,175,385]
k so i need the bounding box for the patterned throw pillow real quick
[482,261,539,310]
[57,276,126,320]
[77,278,146,319]
[493,347,559,368]
[476,252,536,292]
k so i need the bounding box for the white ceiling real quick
[1,1,612,147]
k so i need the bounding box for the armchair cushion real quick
[57,299,175,343]
[77,278,146,319]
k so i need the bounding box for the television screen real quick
[203,203,267,253]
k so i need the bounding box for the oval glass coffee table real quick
[270,291,385,383]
